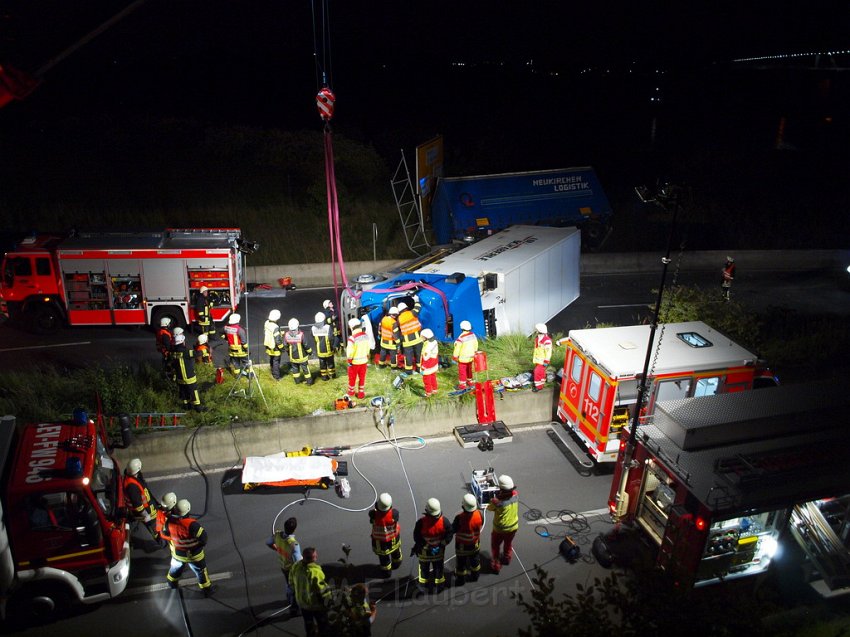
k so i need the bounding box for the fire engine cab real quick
[603,381,850,591]
[0,228,247,332]
[556,321,776,463]
[0,410,130,622]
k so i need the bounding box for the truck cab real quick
[0,411,130,623]
[0,235,64,331]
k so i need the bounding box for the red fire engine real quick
[602,381,850,591]
[0,410,131,621]
[556,321,777,463]
[0,228,247,332]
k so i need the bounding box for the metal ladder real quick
[390,150,430,256]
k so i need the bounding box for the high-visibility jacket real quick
[155,507,172,536]
[271,533,301,572]
[398,302,423,347]
[452,509,483,545]
[414,514,453,554]
[453,330,478,364]
[421,339,439,375]
[264,320,282,356]
[346,329,370,364]
[124,474,156,520]
[172,346,197,384]
[195,342,211,364]
[379,315,401,349]
[156,327,173,355]
[284,330,311,363]
[370,508,400,543]
[312,324,334,357]
[167,515,208,561]
[290,560,331,611]
[533,333,552,366]
[194,293,212,326]
[487,489,519,533]
[325,310,341,348]
[224,323,248,357]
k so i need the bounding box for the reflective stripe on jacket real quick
[124,475,155,518]
[290,560,331,611]
[225,324,248,356]
[264,320,282,355]
[173,346,197,384]
[379,316,400,348]
[167,516,207,561]
[284,330,312,363]
[370,508,400,542]
[421,339,439,375]
[453,331,478,363]
[487,490,519,533]
[398,303,422,346]
[273,533,300,571]
[346,330,370,364]
[312,325,334,357]
[533,333,552,366]
[453,509,483,544]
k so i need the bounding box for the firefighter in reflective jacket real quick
[124,458,160,542]
[224,313,250,376]
[285,318,314,385]
[173,332,204,411]
[378,306,401,368]
[369,493,402,573]
[193,285,215,336]
[487,475,519,574]
[266,516,302,616]
[165,499,213,595]
[532,323,553,392]
[397,297,423,372]
[194,332,212,366]
[290,547,332,635]
[322,299,342,351]
[156,316,174,373]
[264,309,285,381]
[346,318,370,399]
[312,312,336,380]
[156,492,177,540]
[412,498,453,592]
[452,494,484,584]
[452,320,478,390]
[420,328,440,397]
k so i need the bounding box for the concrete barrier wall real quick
[247,250,841,286]
[113,390,554,474]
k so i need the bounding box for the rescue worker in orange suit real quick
[397,297,423,372]
[194,332,212,366]
[378,306,401,368]
[266,516,302,617]
[155,492,178,548]
[369,492,402,574]
[420,328,440,397]
[312,312,337,380]
[156,316,174,375]
[452,493,484,584]
[264,309,285,381]
[412,497,453,593]
[487,475,519,574]
[173,332,205,412]
[224,312,250,376]
[285,318,314,385]
[721,256,736,300]
[322,299,342,351]
[164,499,214,596]
[124,458,161,545]
[193,285,215,336]
[452,320,478,390]
[532,323,553,393]
[346,317,370,399]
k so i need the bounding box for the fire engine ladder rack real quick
[790,500,850,592]
[391,151,430,257]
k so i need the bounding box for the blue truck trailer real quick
[430,167,612,248]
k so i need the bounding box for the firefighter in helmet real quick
[452,494,483,584]
[193,285,215,336]
[194,332,212,366]
[156,492,178,547]
[721,256,736,300]
[156,316,174,375]
[173,331,205,412]
[378,306,401,369]
[369,492,402,573]
[532,323,552,392]
[452,320,478,390]
[124,458,161,545]
[264,309,285,381]
[322,299,342,351]
[346,317,370,399]
[312,312,337,380]
[420,328,440,397]
[224,313,250,376]
[165,499,214,595]
[412,497,453,593]
[284,318,314,385]
[487,474,519,574]
[397,297,423,372]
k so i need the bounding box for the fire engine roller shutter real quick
[141,259,187,300]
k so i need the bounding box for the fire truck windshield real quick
[92,436,117,517]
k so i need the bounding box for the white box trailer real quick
[414,225,581,336]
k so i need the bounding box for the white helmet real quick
[229,313,241,325]
[377,493,393,511]
[425,498,441,517]
[199,286,209,293]
[323,299,333,309]
[197,333,208,345]
[397,302,408,311]
[161,492,177,509]
[460,320,472,331]
[160,317,172,327]
[462,493,478,512]
[127,458,142,476]
[173,327,184,336]
[174,333,186,345]
[498,474,514,491]
[288,318,299,331]
[176,499,191,516]
[269,309,281,322]
[315,312,326,323]
[348,317,362,329]
[421,328,434,339]
[388,306,399,315]
[535,323,547,334]
[726,256,735,263]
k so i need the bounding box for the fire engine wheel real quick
[27,304,62,334]
[9,583,71,624]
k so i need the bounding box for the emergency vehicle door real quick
[3,255,53,299]
[19,491,104,565]
[562,348,616,454]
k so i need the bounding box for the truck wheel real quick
[28,305,62,334]
[9,584,71,624]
